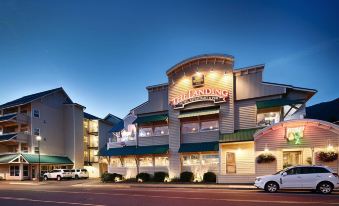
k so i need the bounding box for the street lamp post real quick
[36,135,42,182]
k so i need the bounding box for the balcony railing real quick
[107,140,136,149]
[0,113,29,125]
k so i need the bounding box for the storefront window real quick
[10,165,20,176]
[23,165,29,176]
[182,154,200,165]
[201,154,219,165]
[124,158,136,167]
[200,120,219,132]
[139,157,153,167]
[110,158,122,167]
[139,127,153,137]
[182,122,199,134]
[155,156,169,166]
[154,126,169,136]
[257,112,280,127]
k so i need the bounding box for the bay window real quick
[154,126,169,136]
[200,120,219,132]
[181,122,199,134]
[139,127,153,137]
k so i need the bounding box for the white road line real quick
[31,190,339,205]
[0,196,105,206]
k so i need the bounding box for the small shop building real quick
[99,54,339,183]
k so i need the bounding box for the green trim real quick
[21,154,73,164]
[256,98,305,109]
[134,145,169,155]
[219,128,262,142]
[178,141,219,153]
[0,154,19,163]
[133,114,168,124]
[178,108,219,118]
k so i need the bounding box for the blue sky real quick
[0,0,338,118]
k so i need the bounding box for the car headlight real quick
[256,178,261,182]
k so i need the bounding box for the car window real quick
[71,169,75,172]
[77,169,81,172]
[63,169,71,172]
[314,167,330,173]
[286,167,301,175]
[81,169,87,172]
[300,167,312,174]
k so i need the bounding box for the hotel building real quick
[100,54,339,183]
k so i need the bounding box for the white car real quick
[43,169,73,181]
[71,169,89,179]
[255,165,339,194]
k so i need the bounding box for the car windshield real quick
[63,170,71,172]
[273,168,287,175]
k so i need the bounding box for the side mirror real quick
[282,172,287,176]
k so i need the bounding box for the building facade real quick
[0,88,84,180]
[100,54,339,183]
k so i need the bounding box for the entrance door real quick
[226,152,236,174]
[283,151,301,168]
[32,166,36,179]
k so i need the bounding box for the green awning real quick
[99,145,169,157]
[0,154,19,163]
[133,114,168,124]
[256,98,305,109]
[0,133,18,142]
[178,141,219,153]
[21,154,73,164]
[134,145,169,155]
[219,128,262,143]
[178,108,219,118]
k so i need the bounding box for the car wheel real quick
[43,176,48,181]
[317,182,333,194]
[75,175,79,180]
[57,176,61,181]
[265,181,279,193]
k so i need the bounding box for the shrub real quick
[318,151,338,162]
[256,153,276,164]
[203,172,216,183]
[101,173,123,183]
[136,173,152,182]
[153,172,169,182]
[180,171,194,182]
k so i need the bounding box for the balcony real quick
[0,113,29,125]
[107,140,136,149]
[0,132,29,144]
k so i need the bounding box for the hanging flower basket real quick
[256,153,276,164]
[317,151,338,162]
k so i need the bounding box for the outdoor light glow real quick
[327,144,334,152]
[264,148,269,153]
[36,135,42,141]
[137,178,143,183]
[164,177,171,182]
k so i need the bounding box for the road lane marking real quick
[29,190,339,205]
[0,196,105,206]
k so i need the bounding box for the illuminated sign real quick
[192,73,204,87]
[170,87,229,109]
[286,126,304,145]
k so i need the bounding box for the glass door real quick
[283,151,301,168]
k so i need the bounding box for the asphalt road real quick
[0,181,338,206]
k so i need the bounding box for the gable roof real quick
[84,112,101,120]
[0,87,72,109]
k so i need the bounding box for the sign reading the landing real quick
[170,87,229,109]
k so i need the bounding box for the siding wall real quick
[134,86,169,115]
[181,131,219,143]
[138,135,169,146]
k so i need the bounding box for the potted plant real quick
[256,153,276,164]
[317,151,338,162]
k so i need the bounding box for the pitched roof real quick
[21,153,73,164]
[0,87,71,109]
[84,112,101,120]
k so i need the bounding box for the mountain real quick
[306,98,339,123]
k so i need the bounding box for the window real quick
[155,157,169,166]
[33,109,40,118]
[286,167,301,175]
[301,167,330,174]
[139,127,153,137]
[201,154,219,165]
[139,157,153,167]
[110,158,122,167]
[200,120,219,132]
[23,165,29,176]
[124,158,136,167]
[154,126,169,136]
[10,165,20,176]
[257,112,280,127]
[182,154,200,165]
[33,128,40,136]
[181,122,199,134]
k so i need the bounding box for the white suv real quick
[43,169,73,181]
[71,169,89,179]
[255,165,339,194]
